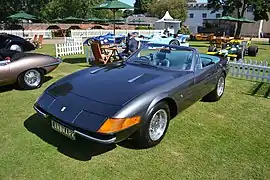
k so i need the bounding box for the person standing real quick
[119,32,139,59]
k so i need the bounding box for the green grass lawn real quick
[0,42,269,180]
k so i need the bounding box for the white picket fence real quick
[0,30,52,39]
[70,29,162,38]
[55,42,84,57]
[229,59,270,83]
[64,37,83,43]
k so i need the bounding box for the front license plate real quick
[51,120,76,140]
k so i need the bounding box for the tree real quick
[123,10,134,18]
[0,0,121,22]
[149,0,187,21]
[39,0,116,21]
[134,0,154,14]
[207,0,270,36]
[0,0,48,21]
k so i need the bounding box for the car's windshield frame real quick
[125,43,197,72]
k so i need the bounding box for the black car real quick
[0,33,36,52]
[34,43,230,149]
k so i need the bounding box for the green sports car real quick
[206,39,258,60]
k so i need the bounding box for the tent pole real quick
[112,9,116,44]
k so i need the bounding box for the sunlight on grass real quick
[0,42,269,180]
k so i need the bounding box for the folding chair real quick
[90,42,114,65]
[92,41,110,55]
[32,35,38,43]
[37,35,44,48]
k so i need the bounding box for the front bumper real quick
[33,105,138,144]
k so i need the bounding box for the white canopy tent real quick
[154,11,181,34]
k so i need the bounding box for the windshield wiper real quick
[133,59,151,64]
[132,60,160,68]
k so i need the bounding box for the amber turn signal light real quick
[97,116,141,134]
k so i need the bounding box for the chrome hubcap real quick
[217,76,225,96]
[149,109,168,141]
[10,44,22,52]
[24,69,41,87]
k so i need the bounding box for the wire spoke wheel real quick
[148,109,168,141]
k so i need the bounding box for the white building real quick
[184,3,223,34]
[183,2,268,37]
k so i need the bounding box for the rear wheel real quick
[169,39,180,46]
[130,101,170,148]
[248,45,258,56]
[202,73,225,102]
[18,69,44,90]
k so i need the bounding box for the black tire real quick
[221,43,227,49]
[236,49,243,59]
[8,44,23,52]
[17,69,44,90]
[202,73,226,102]
[208,46,217,52]
[190,35,195,41]
[169,39,180,46]
[247,45,258,56]
[130,101,171,149]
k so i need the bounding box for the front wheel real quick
[18,69,44,90]
[202,73,226,102]
[169,39,180,46]
[130,101,170,148]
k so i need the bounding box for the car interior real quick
[0,49,27,63]
[200,54,220,68]
[135,48,194,70]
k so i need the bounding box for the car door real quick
[0,64,11,84]
[193,54,218,98]
[173,73,196,112]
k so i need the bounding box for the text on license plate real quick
[51,120,76,140]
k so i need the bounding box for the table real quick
[101,45,123,61]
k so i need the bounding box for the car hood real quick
[46,63,187,106]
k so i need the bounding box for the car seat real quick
[182,53,193,70]
[154,51,170,67]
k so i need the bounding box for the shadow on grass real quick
[24,114,117,161]
[117,140,149,150]
[257,43,270,46]
[62,57,103,67]
[190,44,210,48]
[63,57,88,64]
[0,76,53,93]
[244,81,270,98]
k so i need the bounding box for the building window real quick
[216,13,221,18]
[202,13,207,18]
[189,13,194,18]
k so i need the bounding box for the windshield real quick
[126,44,194,71]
